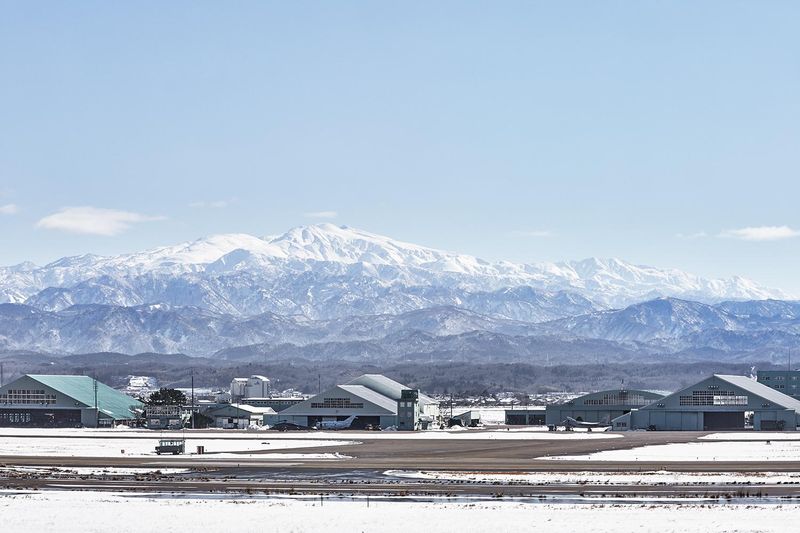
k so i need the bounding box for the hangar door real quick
[703,411,744,430]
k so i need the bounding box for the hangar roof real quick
[346,374,435,405]
[338,385,398,412]
[565,389,664,407]
[636,374,800,413]
[25,374,143,420]
[716,374,800,411]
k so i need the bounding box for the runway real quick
[3,429,800,499]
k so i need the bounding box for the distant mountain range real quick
[0,224,796,363]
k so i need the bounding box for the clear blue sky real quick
[1,3,798,293]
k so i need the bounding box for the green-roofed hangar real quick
[0,375,143,428]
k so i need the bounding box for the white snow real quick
[542,440,800,462]
[0,489,797,533]
[385,469,800,485]
[701,432,800,441]
[0,434,352,458]
[0,466,189,476]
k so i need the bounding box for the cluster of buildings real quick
[518,372,800,431]
[3,369,800,432]
[208,373,439,430]
[0,372,439,430]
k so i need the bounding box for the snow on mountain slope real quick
[0,224,787,317]
[547,298,747,343]
[0,303,540,356]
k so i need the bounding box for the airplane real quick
[560,416,610,432]
[315,415,358,430]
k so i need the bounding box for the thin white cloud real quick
[190,199,234,209]
[675,231,708,239]
[512,229,553,238]
[720,225,800,242]
[36,206,166,236]
[0,204,19,215]
[304,210,338,219]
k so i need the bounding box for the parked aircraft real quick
[561,416,610,432]
[316,415,358,430]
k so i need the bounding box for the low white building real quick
[204,403,275,429]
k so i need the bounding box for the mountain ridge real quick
[0,224,786,315]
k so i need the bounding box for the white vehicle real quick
[316,415,358,430]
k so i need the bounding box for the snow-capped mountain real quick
[1,223,796,361]
[0,224,786,320]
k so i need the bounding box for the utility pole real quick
[318,374,321,395]
[0,362,4,388]
[191,370,195,430]
[93,375,99,428]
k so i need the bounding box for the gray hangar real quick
[545,389,665,426]
[612,374,800,431]
[267,374,438,430]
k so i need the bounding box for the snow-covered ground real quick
[0,426,619,441]
[542,440,800,461]
[0,490,796,533]
[0,466,190,476]
[701,433,800,441]
[0,435,352,458]
[386,469,800,485]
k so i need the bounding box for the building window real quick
[0,389,57,405]
[679,390,747,406]
[583,392,649,406]
[310,398,364,409]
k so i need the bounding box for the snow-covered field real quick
[0,435,352,458]
[0,490,796,533]
[386,469,800,485]
[0,466,190,476]
[701,433,800,441]
[542,440,800,461]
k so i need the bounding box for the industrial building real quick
[230,375,271,401]
[756,370,800,400]
[0,374,143,428]
[545,389,664,427]
[266,374,438,430]
[613,374,800,431]
[204,403,275,429]
[145,405,189,430]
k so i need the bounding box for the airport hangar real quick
[0,374,143,428]
[612,374,800,431]
[545,389,665,427]
[267,374,439,430]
